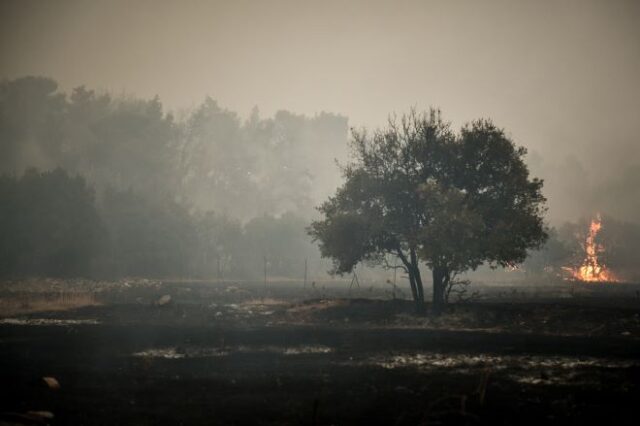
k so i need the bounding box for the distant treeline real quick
[2,76,638,282]
[0,76,348,220]
[0,76,347,279]
[0,168,321,279]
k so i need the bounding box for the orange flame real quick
[566,214,618,282]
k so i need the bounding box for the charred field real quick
[1,280,640,426]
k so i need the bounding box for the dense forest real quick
[0,76,347,279]
[2,76,639,282]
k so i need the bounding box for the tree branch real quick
[382,255,408,273]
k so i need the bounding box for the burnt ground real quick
[2,280,640,425]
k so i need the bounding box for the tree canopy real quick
[0,77,349,221]
[0,168,104,277]
[309,109,548,313]
[0,76,345,280]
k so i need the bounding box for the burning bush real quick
[528,214,640,283]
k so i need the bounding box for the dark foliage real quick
[0,169,104,277]
[310,109,548,313]
[0,76,344,280]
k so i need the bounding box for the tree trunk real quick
[432,266,448,315]
[396,248,425,315]
[407,271,418,304]
[413,268,426,314]
[410,249,425,314]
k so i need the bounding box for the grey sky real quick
[2,0,639,223]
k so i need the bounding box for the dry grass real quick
[241,297,290,307]
[0,291,100,316]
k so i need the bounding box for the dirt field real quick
[2,279,640,425]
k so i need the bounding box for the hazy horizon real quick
[2,0,640,224]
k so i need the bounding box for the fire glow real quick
[565,214,618,282]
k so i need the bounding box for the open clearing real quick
[2,280,640,425]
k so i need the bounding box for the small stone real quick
[42,376,60,390]
[157,295,172,306]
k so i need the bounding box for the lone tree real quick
[309,109,547,314]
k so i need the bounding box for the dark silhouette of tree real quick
[67,90,179,197]
[1,77,180,197]
[309,109,547,314]
[0,77,67,173]
[0,76,349,280]
[0,168,104,277]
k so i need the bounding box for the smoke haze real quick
[2,0,640,224]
